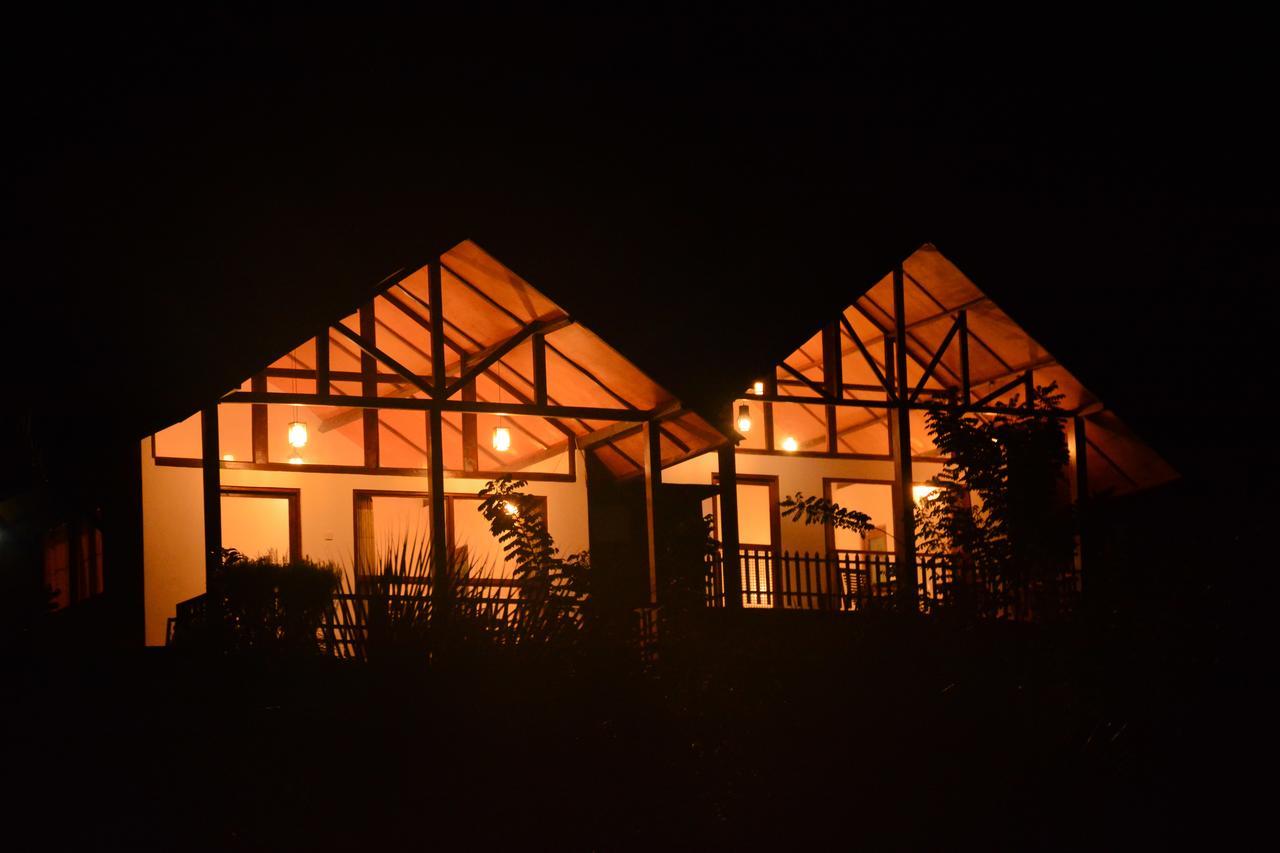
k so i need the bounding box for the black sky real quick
[5,8,1277,491]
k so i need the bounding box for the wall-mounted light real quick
[912,485,941,503]
[736,404,752,433]
[287,420,308,449]
[752,380,765,396]
[492,424,512,452]
[781,436,798,452]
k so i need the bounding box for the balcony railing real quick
[705,547,1079,619]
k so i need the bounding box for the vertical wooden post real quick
[359,303,380,469]
[200,405,222,590]
[532,332,548,406]
[717,440,743,609]
[461,382,478,472]
[822,321,842,454]
[763,373,776,450]
[642,420,663,605]
[884,335,896,391]
[316,330,330,401]
[250,374,269,464]
[958,310,970,407]
[427,262,449,599]
[890,265,917,612]
[1072,415,1090,585]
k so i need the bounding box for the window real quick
[221,488,301,562]
[352,491,547,578]
[42,514,104,610]
[711,474,780,608]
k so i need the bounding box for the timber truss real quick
[215,244,724,479]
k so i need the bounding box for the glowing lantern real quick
[912,485,941,503]
[503,501,519,516]
[752,380,765,396]
[287,420,308,449]
[492,424,512,452]
[781,436,798,452]
[736,404,752,433]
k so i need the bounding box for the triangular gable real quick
[765,244,1176,494]
[155,240,724,478]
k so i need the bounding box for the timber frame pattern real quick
[726,260,1100,612]
[193,245,728,607]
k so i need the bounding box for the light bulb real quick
[222,454,235,462]
[287,420,308,449]
[492,425,512,452]
[913,485,941,503]
[736,403,752,433]
[781,436,798,452]
[503,501,519,516]
[752,380,765,396]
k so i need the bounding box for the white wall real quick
[140,441,590,646]
[665,450,945,554]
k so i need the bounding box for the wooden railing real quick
[705,547,1079,618]
[705,548,899,612]
[166,578,540,655]
[324,576,545,659]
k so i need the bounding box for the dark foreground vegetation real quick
[4,480,1274,850]
[4,598,1268,849]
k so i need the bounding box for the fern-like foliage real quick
[780,492,874,534]
[477,477,588,641]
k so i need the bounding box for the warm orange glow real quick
[736,403,752,433]
[781,436,798,452]
[288,453,304,465]
[913,485,941,503]
[221,454,235,462]
[503,501,519,516]
[287,420,308,449]
[492,425,512,452]
[752,380,765,395]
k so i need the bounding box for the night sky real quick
[6,9,1277,493]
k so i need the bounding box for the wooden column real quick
[200,405,222,590]
[717,440,743,609]
[316,330,330,401]
[427,262,449,599]
[642,420,663,605]
[1072,415,1090,585]
[822,320,842,454]
[250,374,268,463]
[532,332,547,406]
[461,382,478,472]
[957,309,970,406]
[889,265,918,612]
[359,303,380,469]
[763,373,776,451]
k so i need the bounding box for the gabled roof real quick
[247,240,725,477]
[772,244,1176,494]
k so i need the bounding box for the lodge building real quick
[136,240,1173,643]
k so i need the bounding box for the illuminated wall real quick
[666,450,944,555]
[140,439,590,646]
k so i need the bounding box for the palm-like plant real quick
[330,531,513,663]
